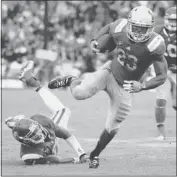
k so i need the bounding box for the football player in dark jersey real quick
[48,6,168,168]
[5,61,88,165]
[152,6,176,140]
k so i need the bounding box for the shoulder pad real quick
[113,18,128,33]
[147,34,164,52]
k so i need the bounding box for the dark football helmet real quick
[5,115,47,145]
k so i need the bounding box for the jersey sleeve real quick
[109,18,128,35]
[147,34,166,61]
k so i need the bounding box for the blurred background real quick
[1,1,176,87]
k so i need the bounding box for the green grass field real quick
[1,89,176,175]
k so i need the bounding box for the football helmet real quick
[5,115,25,129]
[164,7,176,33]
[5,116,47,145]
[127,6,155,42]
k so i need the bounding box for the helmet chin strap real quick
[127,22,153,43]
[129,32,149,43]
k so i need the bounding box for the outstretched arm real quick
[142,56,167,90]
[45,155,81,164]
[54,124,86,159]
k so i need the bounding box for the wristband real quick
[79,153,86,160]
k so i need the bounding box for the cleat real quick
[89,156,99,169]
[48,75,77,89]
[19,61,34,81]
[19,61,40,88]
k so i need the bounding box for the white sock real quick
[66,135,85,157]
[37,87,65,112]
[37,87,71,128]
[52,108,71,128]
[58,109,71,129]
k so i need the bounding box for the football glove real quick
[90,39,100,54]
[123,80,145,93]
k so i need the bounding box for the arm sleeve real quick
[142,37,168,90]
[150,39,167,78]
[149,35,166,61]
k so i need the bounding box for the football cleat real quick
[19,61,40,88]
[19,61,34,81]
[48,75,77,89]
[89,156,99,169]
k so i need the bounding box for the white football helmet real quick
[127,6,155,43]
[164,7,176,33]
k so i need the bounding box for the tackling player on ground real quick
[5,61,88,165]
[48,6,168,168]
[153,6,176,140]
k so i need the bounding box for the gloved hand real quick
[90,40,100,54]
[72,153,89,164]
[123,80,145,93]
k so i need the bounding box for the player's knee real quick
[155,101,166,124]
[72,91,86,100]
[71,88,91,100]
[156,99,167,107]
[105,119,121,134]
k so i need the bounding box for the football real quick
[96,34,116,53]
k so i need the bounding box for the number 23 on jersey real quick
[117,48,138,71]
